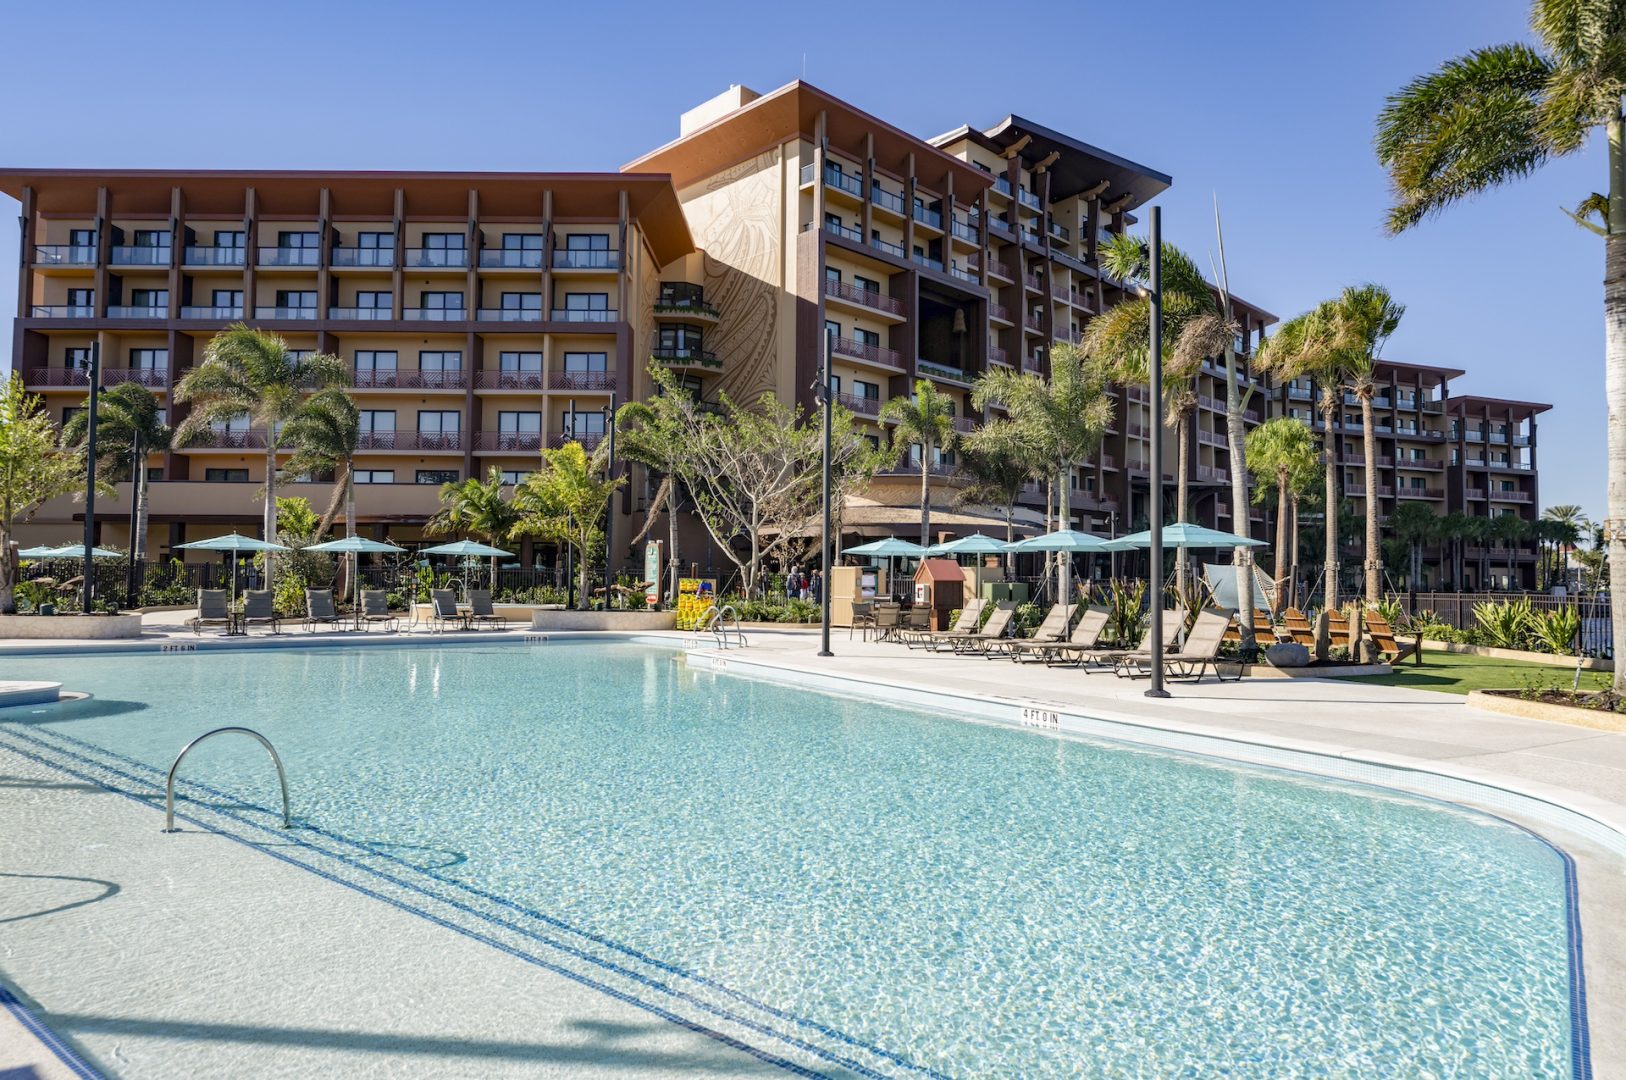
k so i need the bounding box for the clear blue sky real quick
[0,0,1604,516]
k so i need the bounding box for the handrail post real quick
[164,726,291,833]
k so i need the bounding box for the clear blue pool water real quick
[0,642,1579,1076]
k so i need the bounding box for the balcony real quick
[254,306,319,320]
[818,220,863,243]
[1025,274,1043,292]
[404,307,467,322]
[871,236,905,258]
[1466,488,1486,500]
[183,245,246,267]
[257,247,320,267]
[332,247,395,268]
[1022,355,1044,375]
[951,416,977,434]
[653,346,722,369]
[330,307,394,321]
[474,369,544,391]
[917,359,968,384]
[400,370,467,390]
[1396,487,1446,499]
[551,249,619,270]
[106,305,167,319]
[1287,385,1313,401]
[870,183,906,215]
[1048,221,1071,242]
[837,392,880,418]
[1021,228,1044,247]
[180,305,243,320]
[30,305,96,318]
[188,429,269,449]
[476,308,544,323]
[475,432,543,452]
[654,298,720,321]
[25,367,92,387]
[548,370,617,391]
[404,248,468,269]
[825,278,904,316]
[35,245,97,266]
[913,206,943,230]
[831,337,904,369]
[822,166,863,198]
[994,177,1013,198]
[950,218,979,242]
[479,248,543,269]
[549,308,618,323]
[989,303,1012,324]
[1195,465,1229,484]
[1490,490,1533,502]
[950,265,977,283]
[987,345,1010,367]
[548,431,605,450]
[109,245,170,266]
[358,431,462,451]
[353,369,402,389]
[1024,314,1043,332]
[968,256,1011,280]
[1017,188,1041,210]
[881,456,958,477]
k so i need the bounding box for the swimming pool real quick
[0,641,1584,1076]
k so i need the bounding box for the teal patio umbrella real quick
[176,533,291,604]
[420,539,514,594]
[845,537,928,600]
[924,533,1012,556]
[1006,529,1112,552]
[17,545,65,558]
[1102,523,1266,607]
[304,536,407,610]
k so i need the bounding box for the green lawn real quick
[1332,650,1613,696]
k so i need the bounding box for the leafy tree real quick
[1387,501,1442,601]
[262,496,336,616]
[955,417,1047,548]
[279,388,362,540]
[425,466,520,590]
[879,380,958,547]
[1376,0,1626,688]
[1245,417,1318,612]
[61,381,171,565]
[1540,503,1588,587]
[1491,513,1532,589]
[173,325,348,591]
[0,375,85,613]
[616,366,706,605]
[511,442,624,609]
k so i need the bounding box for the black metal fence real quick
[1390,591,1614,658]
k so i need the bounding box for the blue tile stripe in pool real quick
[0,725,939,1080]
[0,985,106,1080]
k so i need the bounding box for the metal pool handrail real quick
[164,726,291,833]
[711,604,747,649]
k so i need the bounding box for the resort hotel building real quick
[2,81,1546,587]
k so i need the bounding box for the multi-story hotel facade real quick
[1,80,1545,588]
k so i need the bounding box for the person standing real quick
[809,569,822,604]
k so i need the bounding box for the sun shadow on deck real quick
[0,872,121,925]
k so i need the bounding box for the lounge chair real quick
[1360,611,1419,664]
[240,589,281,635]
[947,603,1018,655]
[1282,608,1316,648]
[984,603,1076,658]
[429,589,470,633]
[189,589,233,636]
[1009,607,1108,665]
[869,605,901,642]
[1118,609,1241,683]
[359,590,399,633]
[1077,614,1182,672]
[466,589,508,630]
[901,598,984,648]
[303,589,345,632]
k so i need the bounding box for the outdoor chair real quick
[240,589,281,635]
[983,603,1075,658]
[870,605,902,643]
[359,590,399,633]
[1076,615,1182,672]
[1283,608,1317,648]
[1009,607,1109,665]
[1360,611,1419,664]
[303,589,345,632]
[946,603,1018,656]
[902,598,984,648]
[189,589,233,636]
[429,589,470,633]
[849,600,875,641]
[466,589,507,630]
[1117,609,1241,683]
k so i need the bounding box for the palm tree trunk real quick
[1361,391,1381,604]
[1606,112,1626,694]
[1289,493,1301,610]
[1058,463,1072,606]
[1224,345,1255,644]
[1273,470,1289,614]
[1321,392,1338,610]
[263,446,278,591]
[1175,411,1189,595]
[134,470,151,564]
[666,482,680,608]
[919,446,932,548]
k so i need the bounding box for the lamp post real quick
[1146,207,1170,699]
[126,427,141,609]
[602,392,617,611]
[817,326,834,657]
[566,398,576,609]
[81,341,101,614]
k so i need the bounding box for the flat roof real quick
[0,168,695,264]
[1446,394,1553,414]
[625,81,993,197]
[931,115,1172,210]
[1375,358,1467,380]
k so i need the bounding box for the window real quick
[354,470,395,484]
[212,230,244,249]
[210,413,250,435]
[69,228,95,247]
[416,410,461,449]
[562,292,607,311]
[132,229,170,249]
[212,289,243,309]
[420,291,464,311]
[357,231,392,249]
[500,470,530,486]
[499,292,541,311]
[355,351,398,386]
[499,351,542,372]
[825,319,842,340]
[277,231,319,249]
[560,411,606,437]
[129,288,168,308]
[502,233,542,250]
[355,291,391,310]
[825,212,843,230]
[563,234,608,250]
[854,274,880,294]
[496,412,541,450]
[205,468,251,483]
[285,349,314,364]
[416,470,459,485]
[854,328,881,348]
[852,379,880,401]
[423,232,465,250]
[66,288,94,308]
[64,347,92,370]
[275,290,316,310]
[562,351,607,373]
[418,351,462,372]
[1410,477,1426,490]
[359,411,396,447]
[62,406,83,425]
[824,267,842,284]
[656,325,704,353]
[131,348,167,372]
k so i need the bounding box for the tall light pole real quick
[817,326,834,657]
[81,341,101,614]
[602,391,617,610]
[126,427,141,609]
[1146,207,1170,699]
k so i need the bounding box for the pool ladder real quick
[691,604,747,650]
[163,726,291,834]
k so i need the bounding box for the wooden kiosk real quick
[830,565,886,628]
[913,559,966,631]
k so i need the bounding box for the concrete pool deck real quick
[1,620,1622,1076]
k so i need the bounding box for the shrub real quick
[1372,598,1405,627]
[1529,606,1583,656]
[1097,578,1147,646]
[1472,598,1534,650]
[1012,602,1043,634]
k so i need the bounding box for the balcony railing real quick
[183,245,246,267]
[34,244,97,266]
[819,220,863,243]
[989,303,1011,323]
[994,177,1013,198]
[476,431,543,452]
[913,206,943,230]
[951,416,977,434]
[254,306,318,320]
[551,249,619,270]
[404,248,468,269]
[654,298,720,319]
[971,257,1011,280]
[1025,274,1043,291]
[30,305,96,318]
[950,265,977,283]
[550,308,618,323]
[180,305,243,320]
[479,248,544,268]
[837,392,880,417]
[1024,315,1043,331]
[825,278,904,315]
[549,370,616,391]
[988,345,1010,366]
[917,359,967,383]
[548,431,605,450]
[1490,490,1533,502]
[950,218,979,242]
[26,367,91,387]
[871,236,905,257]
[1396,487,1446,499]
[404,307,467,322]
[476,308,544,322]
[474,369,544,390]
[1022,356,1044,374]
[1195,465,1229,483]
[1017,188,1041,210]
[1466,488,1487,500]
[330,307,393,321]
[882,457,958,477]
[822,167,863,198]
[1048,221,1071,242]
[331,247,395,268]
[653,346,721,369]
[106,305,167,319]
[389,432,462,451]
[109,245,170,266]
[831,337,903,368]
[870,183,905,215]
[912,253,944,272]
[257,247,320,267]
[401,370,467,390]
[190,429,268,449]
[353,369,402,389]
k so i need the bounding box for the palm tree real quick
[1387,501,1441,608]
[1462,514,1496,589]
[173,325,348,590]
[972,343,1114,604]
[61,381,171,564]
[616,366,705,606]
[1491,513,1532,590]
[279,389,362,539]
[1376,0,1625,687]
[879,379,958,547]
[510,442,624,610]
[425,466,520,590]
[1245,417,1317,612]
[1542,503,1588,587]
[956,417,1047,574]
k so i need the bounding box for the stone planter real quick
[1467,689,1626,733]
[1409,638,1614,671]
[0,613,144,640]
